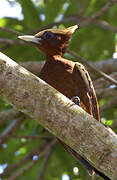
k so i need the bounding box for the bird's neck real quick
[46,55,62,62]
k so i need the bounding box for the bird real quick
[18,25,110,180]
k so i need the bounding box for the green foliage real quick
[0,0,116,180]
[66,1,79,15]
[17,0,42,30]
[69,25,114,60]
[44,0,66,23]
[0,100,12,111]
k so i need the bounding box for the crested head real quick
[18,25,78,56]
[35,25,78,37]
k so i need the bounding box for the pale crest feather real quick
[35,25,78,37]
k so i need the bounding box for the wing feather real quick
[73,62,100,121]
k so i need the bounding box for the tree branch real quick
[0,38,25,45]
[111,119,117,129]
[95,20,117,33]
[20,61,44,76]
[0,116,24,147]
[0,44,10,51]
[0,109,21,124]
[4,139,56,180]
[80,1,113,27]
[67,49,117,85]
[96,86,117,98]
[0,59,116,127]
[0,52,117,179]
[100,97,117,112]
[94,72,117,90]
[76,0,83,15]
[38,143,55,180]
[0,27,23,36]
[10,134,52,140]
[0,140,56,178]
[93,59,117,79]
[20,58,117,80]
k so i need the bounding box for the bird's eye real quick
[43,31,54,40]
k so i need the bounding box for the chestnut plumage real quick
[18,25,110,180]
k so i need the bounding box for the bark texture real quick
[0,52,117,179]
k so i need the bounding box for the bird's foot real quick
[71,96,80,106]
[88,169,95,176]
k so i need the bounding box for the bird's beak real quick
[18,35,41,44]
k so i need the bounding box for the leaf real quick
[17,0,42,30]
[104,120,113,126]
[69,25,114,61]
[44,0,65,23]
[18,147,27,155]
[66,1,78,15]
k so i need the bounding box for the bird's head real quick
[18,25,78,57]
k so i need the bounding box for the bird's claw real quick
[71,96,80,106]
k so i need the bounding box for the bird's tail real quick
[59,140,111,180]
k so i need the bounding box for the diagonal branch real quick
[20,59,117,80]
[95,20,117,33]
[67,49,117,86]
[0,140,56,178]
[9,135,52,140]
[4,139,57,180]
[38,143,55,180]
[0,44,10,51]
[0,52,117,179]
[0,116,24,147]
[0,38,25,45]
[0,109,21,124]
[0,27,23,36]
[100,97,117,112]
[80,1,113,27]
[76,0,83,15]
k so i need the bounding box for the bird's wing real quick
[58,62,109,178]
[72,62,100,121]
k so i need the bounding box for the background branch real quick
[4,139,57,180]
[0,38,25,45]
[0,27,23,36]
[9,135,52,140]
[0,140,56,178]
[0,116,24,147]
[80,1,113,27]
[100,97,117,112]
[67,49,117,85]
[38,143,55,180]
[0,109,21,124]
[20,58,117,80]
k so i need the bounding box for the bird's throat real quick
[46,55,62,62]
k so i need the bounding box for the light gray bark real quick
[0,52,117,179]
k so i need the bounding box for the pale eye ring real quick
[43,31,54,40]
